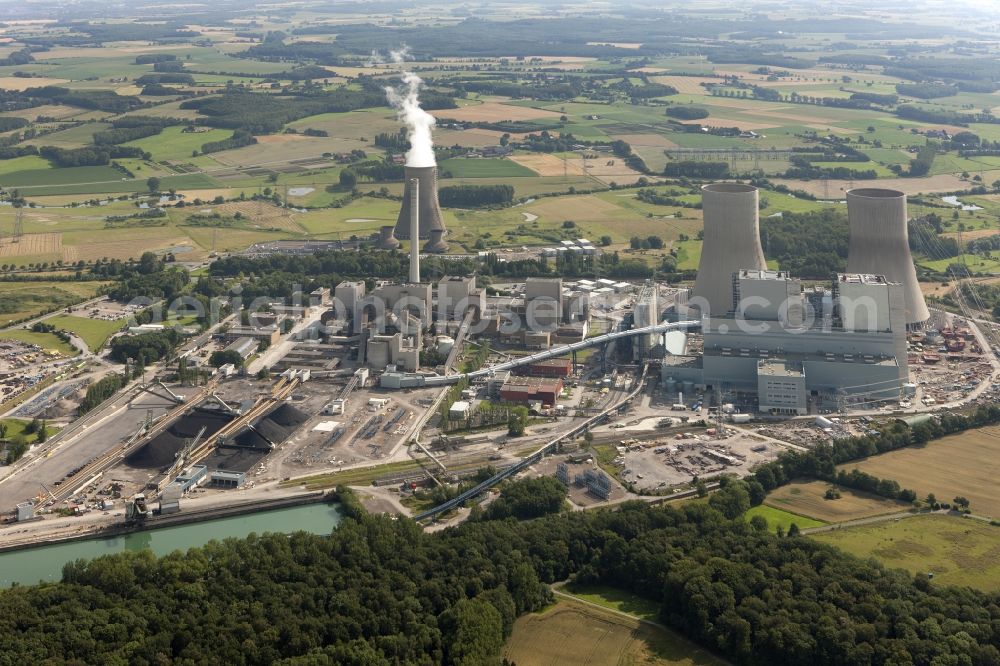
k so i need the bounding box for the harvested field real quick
[812,515,1000,592]
[253,134,311,144]
[438,102,563,123]
[503,598,726,666]
[510,153,586,177]
[0,233,61,258]
[65,235,193,262]
[772,175,969,198]
[764,479,910,522]
[0,77,69,91]
[526,194,620,221]
[697,116,778,131]
[212,202,305,233]
[650,75,719,94]
[842,426,1000,519]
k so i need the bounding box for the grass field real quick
[123,126,234,162]
[842,426,1000,519]
[0,165,124,188]
[0,281,107,325]
[812,515,1000,592]
[438,157,537,178]
[504,596,728,666]
[0,417,59,444]
[0,329,77,355]
[763,480,911,523]
[45,315,125,351]
[744,504,825,533]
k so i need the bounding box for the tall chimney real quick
[409,178,420,283]
[846,188,929,328]
[692,183,767,316]
[394,165,446,240]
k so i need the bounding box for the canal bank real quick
[0,490,332,554]
[0,499,344,587]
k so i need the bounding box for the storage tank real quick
[663,377,677,393]
[846,188,929,328]
[437,335,455,356]
[692,183,767,317]
[682,380,695,394]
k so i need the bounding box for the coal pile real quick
[125,408,234,470]
[231,403,308,450]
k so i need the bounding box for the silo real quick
[692,183,767,316]
[846,188,929,328]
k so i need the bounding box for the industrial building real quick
[633,282,659,361]
[665,270,909,410]
[499,377,563,408]
[516,358,573,378]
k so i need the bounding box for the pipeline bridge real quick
[412,319,700,387]
[413,362,655,522]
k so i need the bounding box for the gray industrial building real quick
[665,270,909,412]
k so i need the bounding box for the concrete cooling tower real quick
[692,183,767,316]
[375,225,400,250]
[393,165,447,252]
[846,188,929,328]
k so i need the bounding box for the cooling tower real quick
[376,225,400,250]
[393,165,446,241]
[424,228,448,254]
[846,188,929,328]
[692,183,767,316]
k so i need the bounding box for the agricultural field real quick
[762,480,911,523]
[811,515,1000,592]
[123,126,234,162]
[503,596,728,666]
[438,157,537,178]
[841,427,1000,519]
[744,504,825,533]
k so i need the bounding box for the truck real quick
[730,413,752,424]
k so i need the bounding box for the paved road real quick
[801,509,944,535]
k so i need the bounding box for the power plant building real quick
[663,271,909,411]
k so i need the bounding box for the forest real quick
[0,480,997,664]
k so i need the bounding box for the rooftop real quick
[838,273,889,285]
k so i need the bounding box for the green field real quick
[45,314,125,351]
[0,417,59,444]
[812,515,1000,592]
[0,281,107,325]
[124,126,235,162]
[0,165,124,188]
[0,329,77,355]
[439,157,537,178]
[745,504,826,533]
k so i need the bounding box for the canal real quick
[0,502,343,587]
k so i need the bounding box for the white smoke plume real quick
[381,46,436,168]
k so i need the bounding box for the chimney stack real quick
[409,178,420,283]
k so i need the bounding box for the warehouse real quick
[499,377,563,407]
